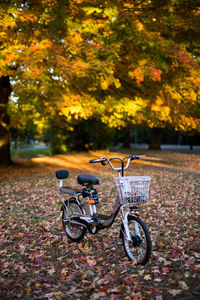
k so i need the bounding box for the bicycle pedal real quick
[63,217,70,222]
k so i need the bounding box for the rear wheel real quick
[121,215,151,265]
[62,199,87,242]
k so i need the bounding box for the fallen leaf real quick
[162,267,169,274]
[156,296,163,300]
[47,268,55,275]
[168,289,182,296]
[179,281,189,290]
[87,259,96,266]
[133,292,142,300]
[144,274,151,280]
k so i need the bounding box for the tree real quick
[1,0,200,164]
[9,100,39,148]
[58,0,200,149]
[97,0,200,149]
[0,76,12,164]
[0,0,71,164]
[0,0,121,163]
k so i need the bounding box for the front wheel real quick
[121,215,151,265]
[62,199,87,242]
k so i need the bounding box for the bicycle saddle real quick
[77,174,99,185]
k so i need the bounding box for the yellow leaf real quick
[61,268,67,276]
[131,260,137,266]
[156,97,164,106]
[101,79,109,90]
[114,79,121,88]
[135,20,144,31]
[0,250,6,254]
[87,259,96,266]
[84,243,89,251]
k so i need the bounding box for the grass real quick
[11,147,50,158]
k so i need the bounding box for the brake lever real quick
[130,156,136,161]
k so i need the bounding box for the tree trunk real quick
[188,135,194,151]
[123,127,132,148]
[0,76,12,165]
[149,128,162,150]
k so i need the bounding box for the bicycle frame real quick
[61,191,121,231]
[60,155,146,232]
[61,186,140,241]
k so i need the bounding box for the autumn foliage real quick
[0,0,200,163]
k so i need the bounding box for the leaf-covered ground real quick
[0,150,200,300]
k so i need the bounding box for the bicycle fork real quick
[121,210,140,242]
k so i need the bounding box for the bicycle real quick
[56,155,152,265]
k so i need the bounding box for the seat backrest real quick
[56,169,69,179]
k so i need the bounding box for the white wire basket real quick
[114,176,151,205]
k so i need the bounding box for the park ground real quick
[0,149,200,300]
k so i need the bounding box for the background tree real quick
[0,0,72,164]
[0,76,12,164]
[1,0,200,165]
[95,0,200,149]
[58,0,200,149]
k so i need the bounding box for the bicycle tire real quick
[62,199,87,242]
[121,215,151,265]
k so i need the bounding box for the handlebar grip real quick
[130,156,138,160]
[89,159,98,163]
[89,157,107,164]
[130,155,146,160]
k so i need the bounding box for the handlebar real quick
[89,155,146,176]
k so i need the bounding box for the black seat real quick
[77,174,99,186]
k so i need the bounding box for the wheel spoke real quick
[62,199,86,242]
[122,216,151,265]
